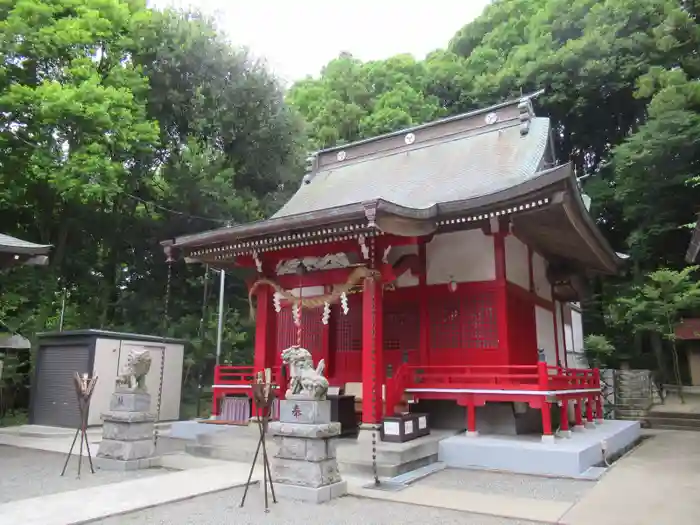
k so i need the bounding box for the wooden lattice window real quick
[383,301,419,351]
[334,295,362,352]
[275,305,323,358]
[429,291,498,350]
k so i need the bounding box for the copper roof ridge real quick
[316,89,546,155]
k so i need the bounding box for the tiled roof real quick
[273,117,550,219]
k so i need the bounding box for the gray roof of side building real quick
[0,233,52,255]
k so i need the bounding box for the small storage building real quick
[30,330,185,428]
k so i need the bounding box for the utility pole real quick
[215,269,225,366]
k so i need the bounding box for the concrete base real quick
[439,419,641,479]
[94,455,161,471]
[169,420,244,441]
[269,480,347,503]
[336,429,456,478]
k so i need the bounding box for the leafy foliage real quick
[4,0,700,401]
[611,267,700,397]
[287,0,700,369]
[0,1,305,391]
[583,334,615,368]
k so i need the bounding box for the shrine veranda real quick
[162,93,640,476]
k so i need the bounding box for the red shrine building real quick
[163,94,622,440]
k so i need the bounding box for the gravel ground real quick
[95,487,545,525]
[419,468,594,503]
[0,445,169,504]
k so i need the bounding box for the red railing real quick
[385,363,410,415]
[395,362,599,392]
[214,365,283,388]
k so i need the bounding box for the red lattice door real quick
[428,288,499,365]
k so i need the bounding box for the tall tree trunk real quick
[650,331,669,383]
[667,316,685,404]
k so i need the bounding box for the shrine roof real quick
[273,105,550,219]
[163,92,624,275]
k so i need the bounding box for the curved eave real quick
[511,179,622,275]
[163,164,622,276]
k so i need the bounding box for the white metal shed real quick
[30,330,185,427]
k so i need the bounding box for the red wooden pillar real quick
[362,273,384,424]
[253,285,272,371]
[574,399,584,427]
[466,402,478,435]
[493,226,509,359]
[418,242,430,366]
[541,402,553,438]
[321,285,332,377]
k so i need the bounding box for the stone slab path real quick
[0,463,261,525]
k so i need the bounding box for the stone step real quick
[185,442,266,463]
[388,461,446,485]
[644,423,700,432]
[646,416,700,428]
[196,426,259,446]
[647,411,700,421]
[337,453,438,479]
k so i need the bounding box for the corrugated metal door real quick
[32,344,90,427]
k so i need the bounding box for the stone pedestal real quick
[95,391,160,471]
[268,397,347,503]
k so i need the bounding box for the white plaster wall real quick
[505,234,529,289]
[427,230,495,284]
[554,302,564,365]
[535,306,557,366]
[532,252,552,301]
[567,306,590,369]
[388,245,419,288]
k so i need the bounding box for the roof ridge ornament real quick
[518,97,535,136]
[302,153,319,186]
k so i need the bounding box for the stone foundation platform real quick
[439,419,641,479]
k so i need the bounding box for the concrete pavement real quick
[560,430,700,525]
[2,425,699,524]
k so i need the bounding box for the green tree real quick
[0,4,305,393]
[611,267,700,402]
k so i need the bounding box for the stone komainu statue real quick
[281,346,329,400]
[115,349,152,392]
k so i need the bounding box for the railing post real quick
[593,368,600,389]
[537,361,549,390]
